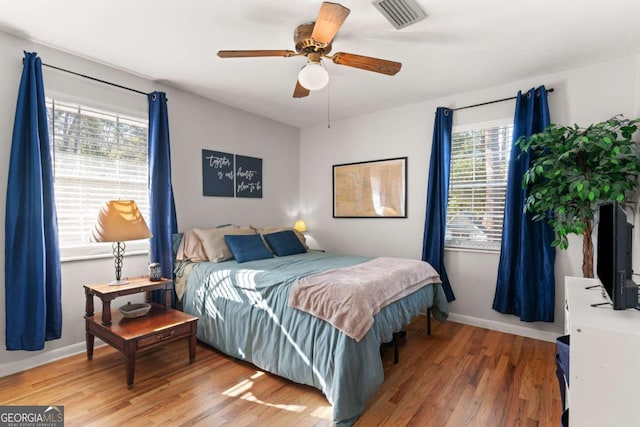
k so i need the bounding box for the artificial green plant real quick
[517,115,640,278]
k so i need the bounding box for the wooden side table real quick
[84,276,198,388]
[84,276,174,326]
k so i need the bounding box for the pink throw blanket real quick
[288,257,441,341]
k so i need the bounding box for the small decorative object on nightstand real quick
[118,302,151,318]
[148,262,162,281]
[84,276,197,388]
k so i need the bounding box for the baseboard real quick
[0,341,106,378]
[447,313,561,343]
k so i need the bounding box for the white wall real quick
[169,86,301,230]
[0,31,299,376]
[300,55,640,340]
[634,55,640,282]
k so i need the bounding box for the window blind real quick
[46,99,149,259]
[446,121,513,250]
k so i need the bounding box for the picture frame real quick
[333,157,407,218]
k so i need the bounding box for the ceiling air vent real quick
[373,0,427,29]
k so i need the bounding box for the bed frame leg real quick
[392,333,400,364]
[427,308,432,335]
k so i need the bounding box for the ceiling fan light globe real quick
[298,63,329,91]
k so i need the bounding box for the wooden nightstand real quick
[84,276,198,388]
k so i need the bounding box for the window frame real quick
[45,96,150,262]
[445,118,514,252]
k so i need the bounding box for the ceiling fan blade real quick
[293,81,310,98]
[311,2,351,44]
[331,52,402,76]
[217,50,296,58]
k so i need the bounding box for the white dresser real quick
[564,276,640,427]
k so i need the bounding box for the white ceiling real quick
[1,0,640,128]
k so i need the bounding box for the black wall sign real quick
[235,155,262,198]
[202,149,234,197]
[202,150,263,198]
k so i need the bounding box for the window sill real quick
[445,246,500,255]
[61,249,149,263]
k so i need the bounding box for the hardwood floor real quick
[0,317,562,426]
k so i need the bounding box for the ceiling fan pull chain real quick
[327,79,331,129]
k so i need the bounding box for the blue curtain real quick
[422,107,455,302]
[148,91,178,306]
[5,52,62,350]
[493,86,556,322]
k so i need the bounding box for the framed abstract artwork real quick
[333,157,407,218]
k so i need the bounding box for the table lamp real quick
[294,220,307,233]
[90,200,152,285]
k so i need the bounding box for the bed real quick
[173,226,449,426]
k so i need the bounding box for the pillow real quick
[175,229,208,262]
[192,226,255,262]
[224,234,273,263]
[263,230,307,256]
[250,226,309,249]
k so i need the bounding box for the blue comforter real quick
[181,251,448,425]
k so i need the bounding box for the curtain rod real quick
[451,87,554,112]
[26,59,151,96]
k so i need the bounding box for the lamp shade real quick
[90,200,152,243]
[294,220,307,233]
[298,62,329,91]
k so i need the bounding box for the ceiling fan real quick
[217,2,402,98]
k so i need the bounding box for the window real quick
[46,99,149,260]
[446,120,513,251]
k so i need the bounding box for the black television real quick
[596,201,637,310]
